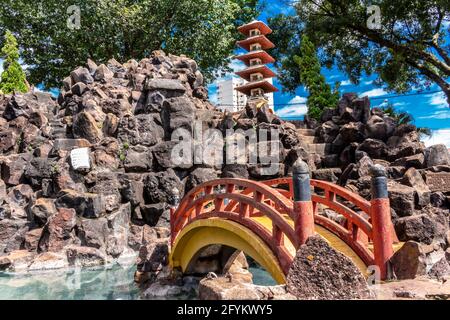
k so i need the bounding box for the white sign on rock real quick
[70,147,91,170]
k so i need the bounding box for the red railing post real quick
[170,207,176,246]
[292,159,315,245]
[370,165,394,280]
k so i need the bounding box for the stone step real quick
[300,135,317,144]
[306,143,332,156]
[297,128,316,137]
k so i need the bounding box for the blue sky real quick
[207,0,450,147]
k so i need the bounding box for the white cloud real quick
[276,96,308,117]
[340,80,352,86]
[359,88,387,98]
[418,109,450,120]
[429,92,447,109]
[422,128,450,148]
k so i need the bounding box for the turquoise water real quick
[0,265,275,300]
[0,265,140,300]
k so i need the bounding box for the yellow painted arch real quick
[169,218,287,284]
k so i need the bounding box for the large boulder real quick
[395,215,437,245]
[73,111,103,144]
[55,189,104,218]
[38,208,77,252]
[388,182,416,216]
[391,241,445,280]
[286,235,371,300]
[424,144,450,167]
[400,168,430,209]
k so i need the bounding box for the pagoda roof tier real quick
[234,50,275,66]
[235,65,276,81]
[238,20,272,36]
[237,35,275,51]
[235,80,279,95]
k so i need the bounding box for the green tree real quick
[269,0,450,106]
[381,103,432,137]
[0,30,28,94]
[294,35,339,120]
[0,0,259,88]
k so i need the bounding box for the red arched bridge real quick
[169,162,398,284]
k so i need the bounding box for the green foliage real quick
[0,0,259,88]
[269,0,450,106]
[0,30,28,94]
[381,103,432,137]
[293,36,339,120]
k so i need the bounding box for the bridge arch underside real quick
[170,219,287,284]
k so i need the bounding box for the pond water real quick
[0,264,276,300]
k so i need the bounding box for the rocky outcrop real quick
[285,235,372,300]
[0,50,310,273]
[306,93,450,280]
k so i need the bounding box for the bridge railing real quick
[261,177,375,266]
[170,161,395,279]
[261,161,394,279]
[170,178,298,273]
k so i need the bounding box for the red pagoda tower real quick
[234,20,278,105]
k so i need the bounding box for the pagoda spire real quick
[234,20,278,106]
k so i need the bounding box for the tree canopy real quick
[269,0,450,106]
[0,30,28,94]
[294,35,339,120]
[0,0,259,88]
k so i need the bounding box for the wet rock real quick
[136,239,169,273]
[66,245,107,267]
[28,252,69,271]
[38,208,77,252]
[78,217,109,249]
[0,250,36,272]
[105,204,131,258]
[286,235,371,300]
